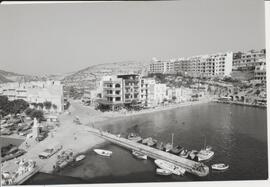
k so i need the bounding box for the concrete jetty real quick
[86,127,210,177]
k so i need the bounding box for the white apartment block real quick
[0,81,64,112]
[233,49,266,70]
[254,59,266,83]
[149,58,175,74]
[175,52,233,77]
[150,52,233,77]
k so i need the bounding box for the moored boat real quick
[142,137,157,146]
[127,133,142,142]
[156,168,172,176]
[154,159,185,176]
[75,155,86,162]
[94,149,112,157]
[164,143,173,152]
[156,142,164,151]
[179,149,189,158]
[171,145,184,154]
[197,149,214,161]
[211,163,229,171]
[132,150,147,160]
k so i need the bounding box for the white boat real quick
[156,168,172,176]
[132,150,147,160]
[154,159,185,176]
[198,137,214,161]
[197,149,214,161]
[94,149,112,157]
[211,163,229,171]
[75,155,86,162]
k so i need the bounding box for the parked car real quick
[39,144,62,159]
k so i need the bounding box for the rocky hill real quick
[0,69,61,84]
[62,61,149,89]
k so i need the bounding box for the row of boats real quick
[127,133,215,162]
[93,147,229,177]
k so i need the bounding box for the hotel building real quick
[97,74,141,110]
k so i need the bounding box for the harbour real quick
[25,103,268,184]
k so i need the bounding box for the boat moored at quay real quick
[87,127,210,177]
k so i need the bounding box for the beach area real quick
[1,98,213,175]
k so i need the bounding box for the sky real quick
[0,0,266,75]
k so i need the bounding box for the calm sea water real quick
[25,103,268,184]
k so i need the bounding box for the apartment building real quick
[0,81,64,112]
[254,58,266,83]
[98,74,141,110]
[175,52,233,77]
[233,49,266,70]
[149,58,175,74]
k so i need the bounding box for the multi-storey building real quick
[175,52,233,77]
[149,58,175,74]
[98,74,141,110]
[254,58,266,83]
[233,49,266,70]
[0,81,64,112]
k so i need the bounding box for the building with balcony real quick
[232,49,266,70]
[0,81,64,112]
[175,52,233,77]
[97,74,141,110]
[149,58,175,74]
[254,58,266,83]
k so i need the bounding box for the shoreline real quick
[86,98,214,124]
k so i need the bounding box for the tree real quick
[30,110,44,122]
[52,104,57,111]
[37,103,44,110]
[25,108,33,116]
[0,96,8,110]
[43,101,52,110]
[31,103,38,109]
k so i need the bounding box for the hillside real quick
[0,74,13,83]
[0,69,58,84]
[62,61,149,89]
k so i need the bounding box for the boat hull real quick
[211,164,229,171]
[94,149,112,157]
[154,159,185,176]
[156,168,172,176]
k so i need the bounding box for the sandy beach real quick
[2,98,212,174]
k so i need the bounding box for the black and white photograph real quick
[0,0,269,186]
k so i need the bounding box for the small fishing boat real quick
[164,143,173,152]
[211,163,229,171]
[156,168,172,176]
[156,142,164,151]
[94,149,112,157]
[127,133,142,142]
[154,159,185,176]
[75,155,86,162]
[188,150,199,160]
[171,145,184,154]
[179,149,189,158]
[197,137,214,161]
[142,137,157,146]
[132,150,147,160]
